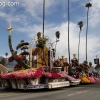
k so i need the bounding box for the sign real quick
[48,81,70,89]
[94,58,99,64]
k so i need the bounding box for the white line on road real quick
[76,91,87,94]
[67,91,87,97]
[67,94,74,96]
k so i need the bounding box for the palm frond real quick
[78,21,83,30]
[85,3,92,8]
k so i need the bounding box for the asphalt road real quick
[0,82,100,100]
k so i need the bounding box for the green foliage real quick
[5,52,8,57]
[85,3,92,8]
[55,31,60,39]
[0,58,6,66]
[89,62,92,67]
[78,21,83,30]
[36,37,48,48]
[16,40,29,50]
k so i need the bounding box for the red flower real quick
[8,56,14,62]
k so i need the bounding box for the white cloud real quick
[15,0,61,22]
[0,11,21,23]
[89,0,100,28]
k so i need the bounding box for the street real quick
[0,83,100,100]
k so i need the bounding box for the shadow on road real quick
[0,87,65,93]
[78,82,100,88]
[0,82,100,93]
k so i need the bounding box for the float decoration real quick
[69,55,100,83]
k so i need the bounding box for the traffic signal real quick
[94,58,99,64]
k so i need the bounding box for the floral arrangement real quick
[8,55,26,62]
[8,56,14,62]
[53,59,63,67]
[0,68,43,79]
[14,64,24,71]
[36,37,48,48]
[43,71,68,78]
[80,76,99,83]
[19,51,29,55]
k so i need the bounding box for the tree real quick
[78,21,83,63]
[5,52,8,64]
[0,58,6,66]
[89,62,92,67]
[68,0,70,64]
[5,52,8,58]
[85,3,92,61]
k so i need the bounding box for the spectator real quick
[98,71,100,77]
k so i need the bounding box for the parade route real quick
[0,82,100,100]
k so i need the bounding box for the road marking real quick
[67,94,74,96]
[76,91,87,94]
[67,91,87,97]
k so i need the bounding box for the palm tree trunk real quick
[43,0,45,37]
[78,30,81,63]
[42,0,45,66]
[68,0,70,64]
[86,8,89,61]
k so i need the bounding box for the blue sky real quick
[0,0,100,66]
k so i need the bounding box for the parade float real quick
[68,55,100,84]
[0,25,80,90]
[0,0,81,90]
[0,0,98,91]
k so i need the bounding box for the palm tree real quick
[85,3,92,62]
[5,52,8,64]
[78,21,83,63]
[5,52,8,58]
[68,0,70,64]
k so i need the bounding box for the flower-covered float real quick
[0,26,80,90]
[68,54,100,84]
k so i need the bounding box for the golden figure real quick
[7,23,13,34]
[73,54,76,58]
